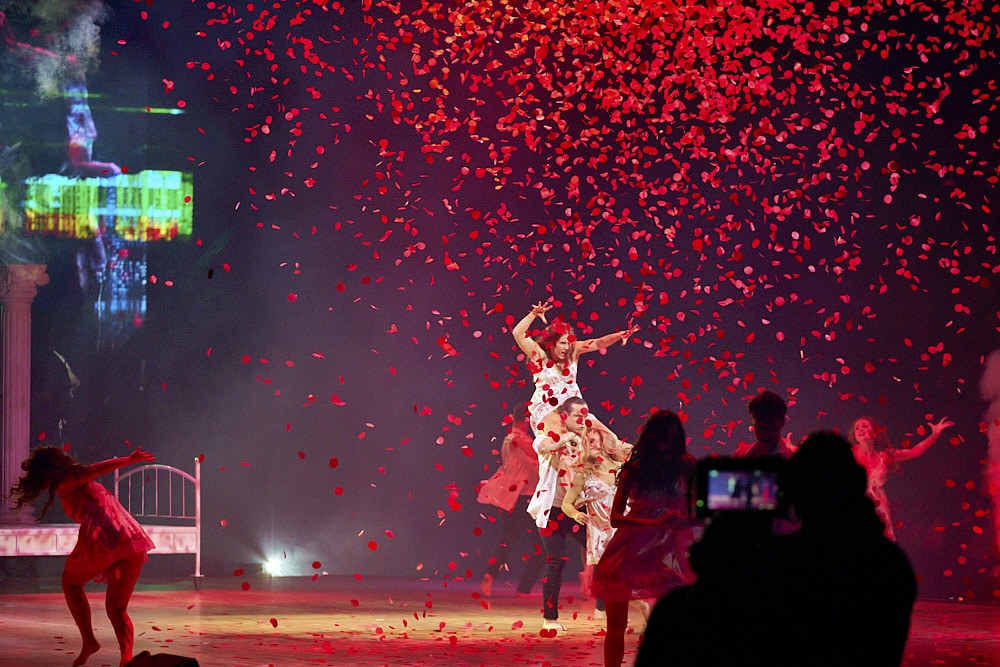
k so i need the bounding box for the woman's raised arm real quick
[512,301,552,359]
[894,416,953,462]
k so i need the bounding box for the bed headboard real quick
[115,459,201,523]
[114,457,202,585]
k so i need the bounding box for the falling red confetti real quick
[138,0,1000,600]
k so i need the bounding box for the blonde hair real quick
[579,427,624,474]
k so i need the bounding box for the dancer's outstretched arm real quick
[58,449,155,491]
[894,417,952,462]
[573,324,639,356]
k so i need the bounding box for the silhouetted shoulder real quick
[774,531,916,666]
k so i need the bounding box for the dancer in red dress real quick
[592,410,698,667]
[8,446,156,667]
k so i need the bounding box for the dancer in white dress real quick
[512,301,637,440]
[512,301,636,630]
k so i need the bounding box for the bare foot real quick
[71,639,100,667]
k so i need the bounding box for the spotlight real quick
[262,557,282,577]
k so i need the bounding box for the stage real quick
[0,575,998,666]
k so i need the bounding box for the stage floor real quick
[1,575,998,666]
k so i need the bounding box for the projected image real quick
[23,171,192,337]
[0,7,192,344]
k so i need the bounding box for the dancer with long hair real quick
[512,300,637,439]
[849,415,953,540]
[562,425,628,616]
[8,445,156,667]
[513,301,637,630]
[592,410,698,667]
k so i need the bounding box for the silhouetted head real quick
[748,391,787,446]
[785,431,877,532]
[624,409,693,495]
[636,409,687,459]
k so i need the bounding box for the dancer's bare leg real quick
[633,597,652,623]
[603,600,629,667]
[579,562,593,599]
[105,555,145,667]
[62,572,100,667]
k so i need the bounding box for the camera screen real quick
[704,468,781,512]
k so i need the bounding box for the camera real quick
[692,457,786,518]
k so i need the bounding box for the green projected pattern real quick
[24,171,193,241]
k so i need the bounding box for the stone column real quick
[1,263,49,524]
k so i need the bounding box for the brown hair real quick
[747,390,787,423]
[622,409,693,496]
[535,318,577,360]
[7,446,79,520]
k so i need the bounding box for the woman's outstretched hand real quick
[928,416,954,438]
[619,324,641,344]
[128,447,156,464]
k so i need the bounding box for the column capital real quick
[1,263,50,302]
